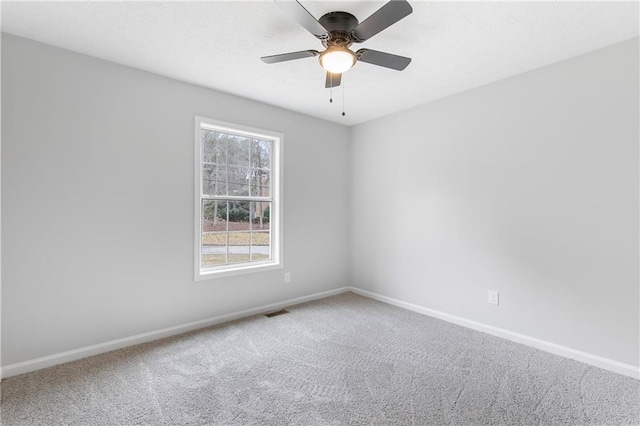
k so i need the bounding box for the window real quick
[194,117,282,280]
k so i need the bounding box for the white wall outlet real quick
[488,290,499,305]
[284,272,291,283]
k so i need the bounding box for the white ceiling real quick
[2,1,638,126]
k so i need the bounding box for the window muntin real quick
[195,117,281,280]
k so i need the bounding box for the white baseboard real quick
[349,287,640,380]
[1,287,351,379]
[3,285,638,380]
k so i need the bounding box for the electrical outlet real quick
[488,290,499,306]
[284,272,291,283]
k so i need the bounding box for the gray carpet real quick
[1,292,638,425]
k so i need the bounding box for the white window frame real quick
[194,116,283,281]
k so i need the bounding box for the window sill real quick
[194,261,283,282]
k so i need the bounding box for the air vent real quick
[264,309,289,318]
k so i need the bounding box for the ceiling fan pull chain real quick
[330,73,333,103]
[342,75,346,117]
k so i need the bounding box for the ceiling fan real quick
[261,0,413,88]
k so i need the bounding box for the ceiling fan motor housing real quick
[319,12,359,48]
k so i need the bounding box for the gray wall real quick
[349,38,639,367]
[3,33,638,369]
[1,34,349,365]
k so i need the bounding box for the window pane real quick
[227,166,250,196]
[202,131,227,196]
[227,200,251,264]
[249,168,270,198]
[203,163,227,196]
[251,201,271,261]
[202,130,226,164]
[203,253,227,267]
[250,139,271,168]
[202,200,228,267]
[250,139,271,197]
[227,136,250,167]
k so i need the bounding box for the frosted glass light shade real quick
[319,47,356,74]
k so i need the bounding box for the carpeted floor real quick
[1,292,638,425]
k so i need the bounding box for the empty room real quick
[1,1,638,425]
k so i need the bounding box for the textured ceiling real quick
[2,1,638,126]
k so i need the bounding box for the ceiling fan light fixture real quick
[319,46,356,74]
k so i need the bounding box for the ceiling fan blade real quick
[325,72,342,88]
[356,49,411,70]
[261,50,320,64]
[351,0,412,42]
[280,0,329,39]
